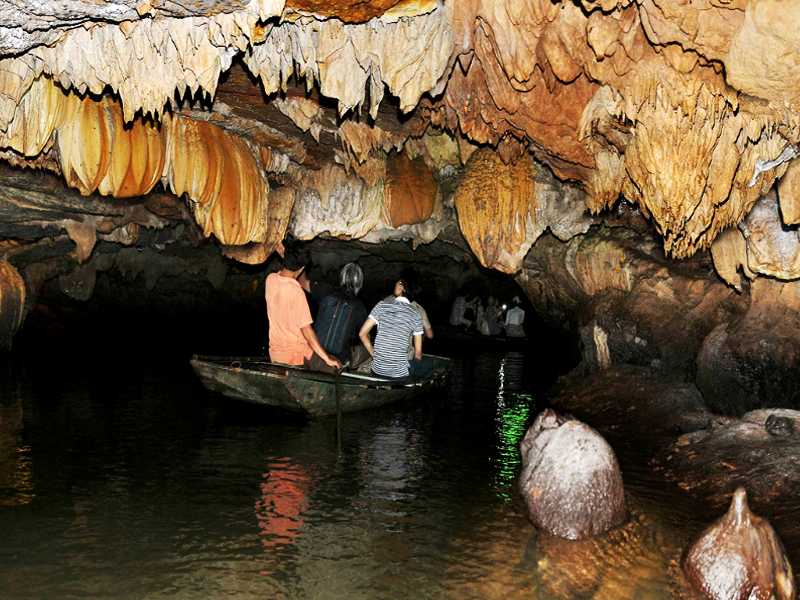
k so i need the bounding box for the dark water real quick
[0,333,718,599]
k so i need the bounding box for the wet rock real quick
[0,261,26,351]
[682,487,795,600]
[518,409,626,540]
[766,415,795,438]
[551,366,711,444]
[697,279,800,416]
[655,409,800,510]
[519,227,745,374]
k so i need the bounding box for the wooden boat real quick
[190,354,451,418]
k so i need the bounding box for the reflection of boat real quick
[190,355,451,418]
[435,325,528,348]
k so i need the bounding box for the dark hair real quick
[282,241,309,271]
[398,269,420,304]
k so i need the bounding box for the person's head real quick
[512,295,521,306]
[394,270,419,303]
[393,279,417,303]
[339,262,364,297]
[281,241,309,276]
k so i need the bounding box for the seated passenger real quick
[359,278,425,379]
[314,263,369,368]
[399,273,434,377]
[264,242,342,372]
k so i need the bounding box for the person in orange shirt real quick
[265,243,342,371]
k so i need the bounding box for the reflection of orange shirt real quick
[265,273,313,365]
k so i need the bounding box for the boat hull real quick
[190,355,450,417]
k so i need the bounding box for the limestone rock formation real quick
[454,150,590,273]
[0,0,797,265]
[518,223,744,374]
[697,278,800,416]
[383,152,437,228]
[2,0,800,366]
[0,260,25,351]
[681,487,795,600]
[518,409,626,540]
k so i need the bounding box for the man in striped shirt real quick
[359,278,424,379]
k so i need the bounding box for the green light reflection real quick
[492,357,533,502]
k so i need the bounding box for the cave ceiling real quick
[0,0,799,279]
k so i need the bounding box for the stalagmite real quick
[518,409,626,540]
[682,487,795,600]
[0,260,25,351]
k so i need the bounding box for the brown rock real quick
[0,261,25,351]
[682,487,795,600]
[383,152,437,227]
[518,409,626,540]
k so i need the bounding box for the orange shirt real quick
[265,272,313,365]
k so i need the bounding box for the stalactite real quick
[453,149,537,273]
[382,152,437,227]
[165,116,269,246]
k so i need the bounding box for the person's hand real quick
[325,356,343,370]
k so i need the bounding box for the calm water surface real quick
[0,343,726,599]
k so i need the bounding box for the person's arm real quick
[359,317,377,356]
[413,334,423,360]
[421,309,433,339]
[301,325,341,369]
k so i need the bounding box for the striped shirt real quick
[368,297,424,378]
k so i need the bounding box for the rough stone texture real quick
[681,488,795,600]
[518,223,745,374]
[454,150,590,273]
[696,278,800,416]
[0,260,25,351]
[382,152,437,228]
[0,0,798,266]
[712,192,800,288]
[518,409,626,540]
[657,409,800,511]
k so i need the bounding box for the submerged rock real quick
[518,409,626,540]
[682,487,795,600]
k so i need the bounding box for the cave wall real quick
[0,0,800,394]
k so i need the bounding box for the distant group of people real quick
[264,241,433,380]
[449,294,526,338]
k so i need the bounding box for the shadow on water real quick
[0,311,743,599]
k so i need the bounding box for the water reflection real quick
[493,352,533,502]
[0,350,738,599]
[256,459,311,553]
[0,369,34,507]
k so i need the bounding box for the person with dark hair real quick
[359,277,426,379]
[264,242,342,371]
[313,262,369,367]
[384,270,433,365]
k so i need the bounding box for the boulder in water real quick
[682,487,795,600]
[518,409,626,540]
